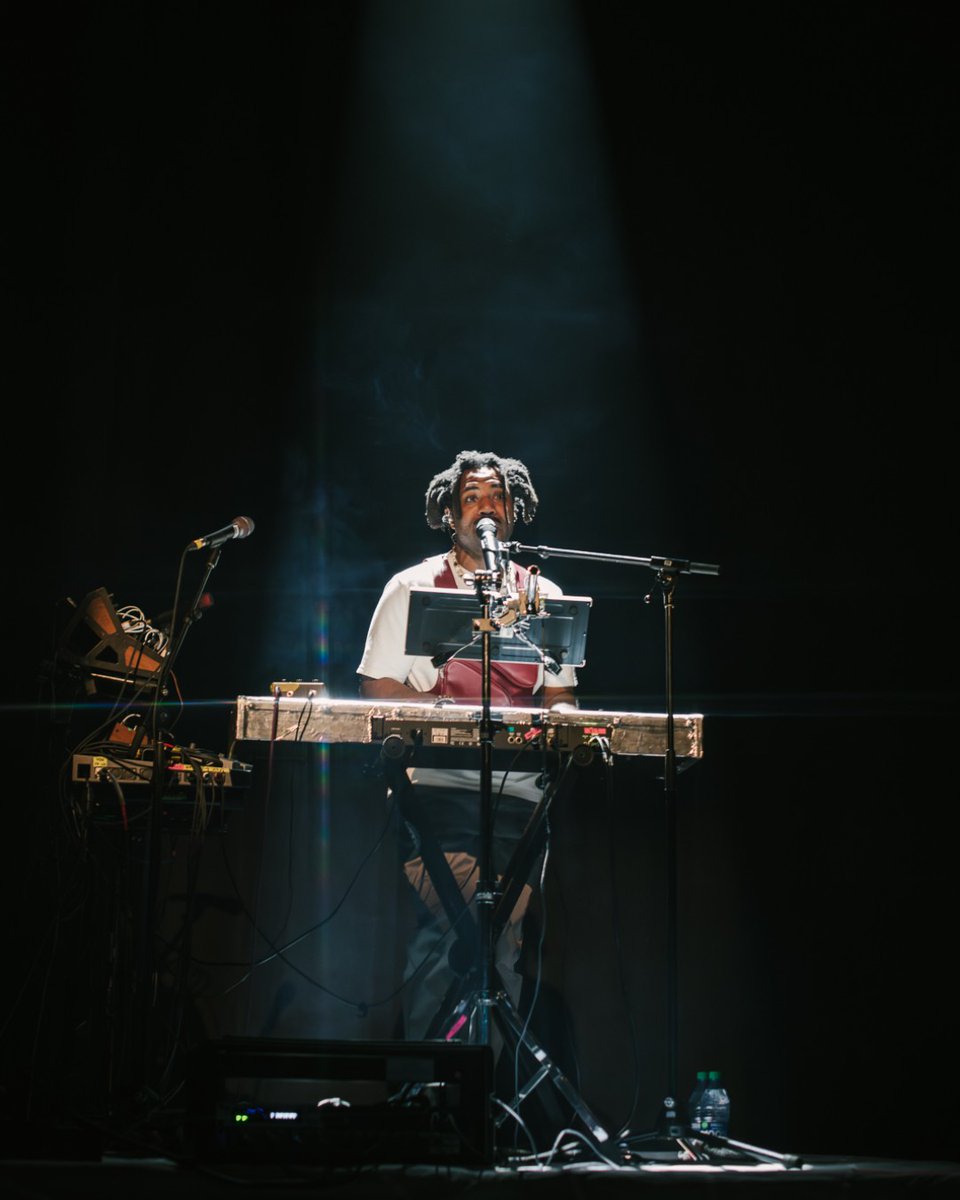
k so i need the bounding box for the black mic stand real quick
[129,545,222,1109]
[505,541,800,1168]
[471,559,499,1050]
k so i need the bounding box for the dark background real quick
[4,0,958,1167]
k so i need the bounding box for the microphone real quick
[475,517,502,575]
[187,515,255,552]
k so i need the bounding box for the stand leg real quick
[489,986,612,1153]
[418,960,611,1157]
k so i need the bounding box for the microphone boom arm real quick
[503,542,719,577]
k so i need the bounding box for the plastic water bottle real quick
[700,1069,730,1137]
[687,1070,707,1135]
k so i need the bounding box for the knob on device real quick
[380,733,407,760]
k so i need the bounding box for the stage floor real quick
[2,1151,958,1199]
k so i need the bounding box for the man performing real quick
[356,449,579,1042]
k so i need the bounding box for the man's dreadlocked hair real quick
[424,450,539,531]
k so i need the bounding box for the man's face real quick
[450,466,515,564]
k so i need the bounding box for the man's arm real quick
[543,684,578,709]
[359,674,422,701]
[357,573,422,698]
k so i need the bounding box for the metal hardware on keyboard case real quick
[71,752,253,789]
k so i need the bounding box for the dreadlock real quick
[424,450,539,530]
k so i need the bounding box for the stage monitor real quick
[187,1036,494,1166]
[404,586,591,669]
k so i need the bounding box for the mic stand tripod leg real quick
[488,985,613,1155]
[694,1132,803,1168]
[416,958,611,1157]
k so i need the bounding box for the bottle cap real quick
[697,1070,707,1081]
[708,1070,721,1081]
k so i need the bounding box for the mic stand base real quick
[433,969,615,1163]
[621,1110,803,1168]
